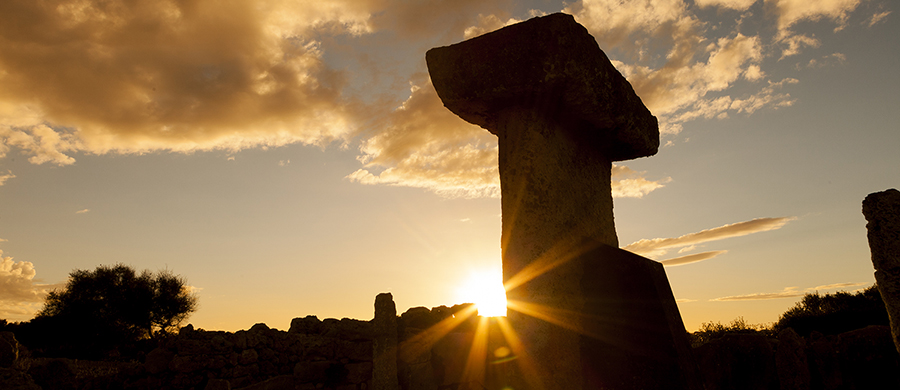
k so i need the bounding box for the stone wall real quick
[116,303,477,390]
[4,302,899,389]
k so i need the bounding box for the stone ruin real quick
[426,13,700,390]
[863,188,900,353]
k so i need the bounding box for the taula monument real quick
[426,13,703,389]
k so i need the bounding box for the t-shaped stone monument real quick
[427,13,701,389]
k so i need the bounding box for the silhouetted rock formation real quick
[863,188,900,353]
[7,294,899,389]
[775,328,810,390]
[427,12,698,390]
[373,293,398,390]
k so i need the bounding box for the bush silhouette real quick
[773,285,888,337]
[691,317,771,346]
[19,264,198,359]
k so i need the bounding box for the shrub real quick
[772,285,888,337]
[691,317,772,347]
[17,264,197,359]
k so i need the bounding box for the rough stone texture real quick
[775,328,810,390]
[426,13,659,161]
[807,325,900,390]
[578,245,703,389]
[28,358,78,390]
[206,378,232,390]
[373,292,399,390]
[694,333,778,390]
[863,188,900,353]
[426,12,699,390]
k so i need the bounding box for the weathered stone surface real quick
[835,325,900,389]
[426,13,658,161]
[694,333,778,390]
[399,307,436,330]
[145,347,175,374]
[28,359,77,390]
[234,375,294,390]
[373,292,399,390]
[205,378,232,390]
[578,245,702,389]
[776,328,810,390]
[863,188,900,353]
[289,315,322,335]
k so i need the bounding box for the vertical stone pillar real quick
[863,188,900,353]
[374,292,399,390]
[427,13,701,390]
[496,107,617,390]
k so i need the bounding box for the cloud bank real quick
[0,0,881,197]
[0,249,61,320]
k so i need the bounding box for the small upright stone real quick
[373,293,399,390]
[863,188,900,353]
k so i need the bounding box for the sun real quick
[456,268,508,317]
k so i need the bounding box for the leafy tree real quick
[28,263,197,358]
[773,285,888,337]
[690,317,772,347]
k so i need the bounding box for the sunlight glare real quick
[456,268,507,317]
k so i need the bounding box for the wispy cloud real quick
[712,286,805,301]
[868,11,892,27]
[624,217,796,259]
[660,250,728,266]
[612,165,671,198]
[770,0,862,35]
[0,170,14,186]
[694,0,755,10]
[711,282,868,301]
[75,209,90,214]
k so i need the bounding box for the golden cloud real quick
[659,250,728,266]
[711,282,868,301]
[624,216,796,259]
[0,251,63,321]
[0,0,370,164]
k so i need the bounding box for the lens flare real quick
[456,269,508,317]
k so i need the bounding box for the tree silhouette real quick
[31,264,197,358]
[773,285,888,337]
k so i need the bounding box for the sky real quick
[0,0,898,333]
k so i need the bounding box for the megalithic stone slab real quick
[426,12,700,390]
[579,245,703,389]
[426,13,658,161]
[863,188,900,353]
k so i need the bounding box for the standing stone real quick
[776,328,811,390]
[427,13,700,390]
[373,293,399,390]
[863,188,900,353]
